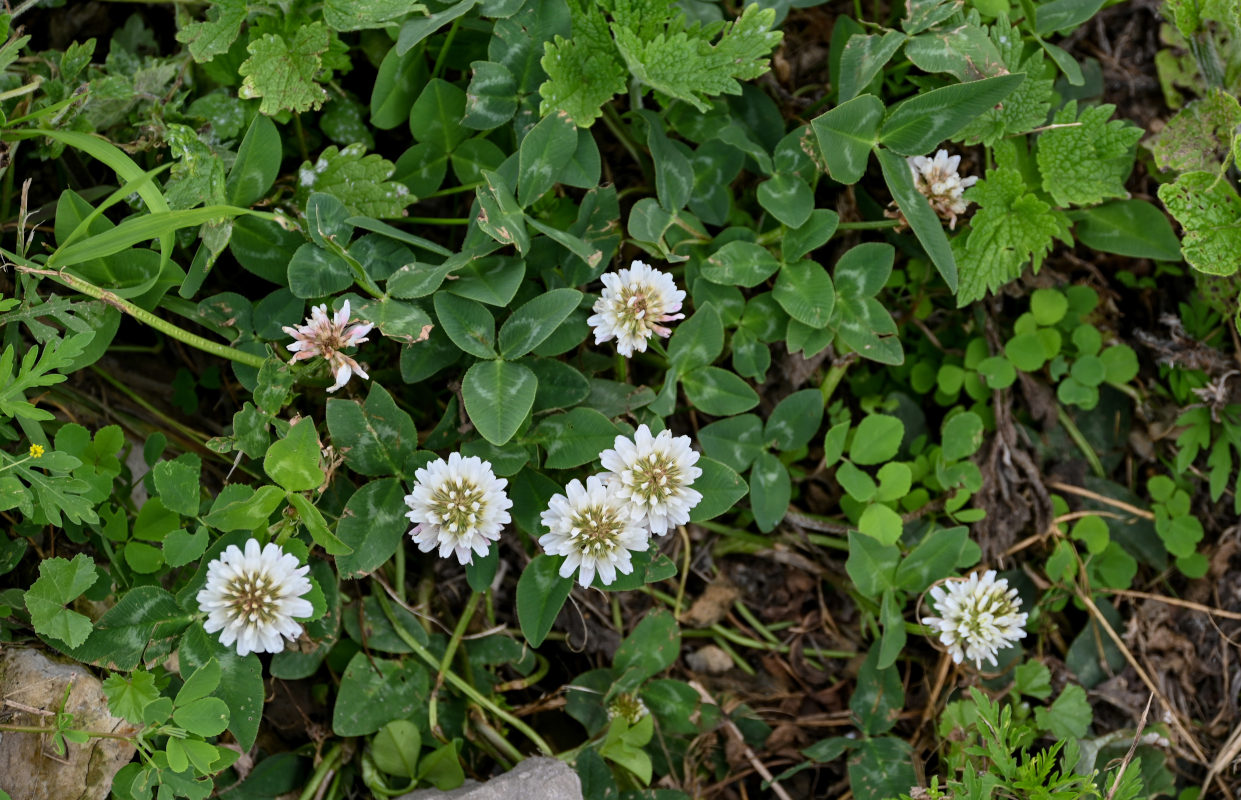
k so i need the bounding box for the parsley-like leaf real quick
[24,553,100,648]
[102,670,160,725]
[176,0,247,64]
[1158,170,1241,276]
[239,22,331,115]
[295,143,412,219]
[956,167,1071,305]
[1036,101,1142,207]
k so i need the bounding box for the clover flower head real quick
[282,299,374,392]
[587,260,685,357]
[404,452,512,565]
[607,692,650,725]
[921,570,1028,669]
[539,475,650,587]
[599,424,702,536]
[907,149,979,229]
[196,538,314,657]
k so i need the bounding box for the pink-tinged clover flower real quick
[907,149,979,229]
[283,299,374,392]
[587,261,685,357]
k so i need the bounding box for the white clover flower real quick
[599,425,702,536]
[196,538,314,657]
[587,260,685,357]
[282,299,374,392]
[907,149,979,229]
[539,475,650,587]
[921,570,1029,669]
[404,453,512,565]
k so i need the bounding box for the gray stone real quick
[396,756,582,800]
[0,647,138,800]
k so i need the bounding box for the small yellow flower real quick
[28,444,44,458]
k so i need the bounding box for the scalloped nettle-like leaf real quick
[295,144,412,219]
[1036,101,1143,207]
[239,22,332,115]
[955,166,1072,305]
[1159,170,1241,276]
[952,20,1054,146]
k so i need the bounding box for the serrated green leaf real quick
[324,0,426,31]
[239,23,331,115]
[102,670,160,725]
[955,166,1072,305]
[25,554,99,648]
[295,143,412,219]
[538,2,627,127]
[1152,88,1241,174]
[176,0,247,63]
[1158,170,1241,276]
[1037,102,1142,207]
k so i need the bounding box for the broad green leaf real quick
[877,588,906,669]
[750,452,791,532]
[263,417,324,492]
[941,411,985,461]
[517,554,574,646]
[681,366,759,416]
[203,485,286,531]
[894,526,976,592]
[1073,200,1181,261]
[765,389,824,451]
[65,586,192,672]
[409,78,469,151]
[324,0,425,31]
[783,208,840,263]
[227,115,282,207]
[326,384,418,477]
[337,478,418,578]
[849,737,916,800]
[850,646,904,736]
[462,360,537,445]
[396,0,480,54]
[372,720,422,778]
[434,291,497,359]
[757,172,814,228]
[178,622,263,748]
[518,110,578,206]
[152,453,201,517]
[879,74,1024,155]
[702,241,781,287]
[498,288,582,359]
[287,244,352,299]
[698,415,764,473]
[838,31,908,103]
[858,503,904,545]
[287,493,352,555]
[1151,89,1241,174]
[850,415,904,465]
[173,697,230,738]
[810,94,883,184]
[668,303,724,373]
[876,147,957,292]
[333,652,430,736]
[1034,684,1092,739]
[475,170,530,253]
[462,60,519,130]
[689,457,748,522]
[372,44,429,130]
[534,407,624,469]
[614,609,681,681]
[774,259,835,328]
[1036,0,1106,34]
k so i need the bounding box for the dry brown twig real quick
[689,680,794,800]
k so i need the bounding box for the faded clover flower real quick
[907,149,979,229]
[587,260,685,357]
[921,570,1028,669]
[599,425,702,536]
[196,538,314,657]
[539,475,650,587]
[283,299,374,392]
[404,453,512,565]
[607,692,650,725]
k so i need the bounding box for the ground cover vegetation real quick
[0,0,1239,797]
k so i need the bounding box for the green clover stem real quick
[14,264,270,370]
[373,586,554,757]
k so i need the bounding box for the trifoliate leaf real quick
[295,143,412,219]
[24,553,100,648]
[103,670,160,725]
[1158,170,1241,276]
[539,2,627,126]
[176,0,247,63]
[613,4,782,112]
[239,22,331,115]
[1152,88,1241,174]
[954,18,1054,146]
[1037,101,1142,207]
[956,167,1072,305]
